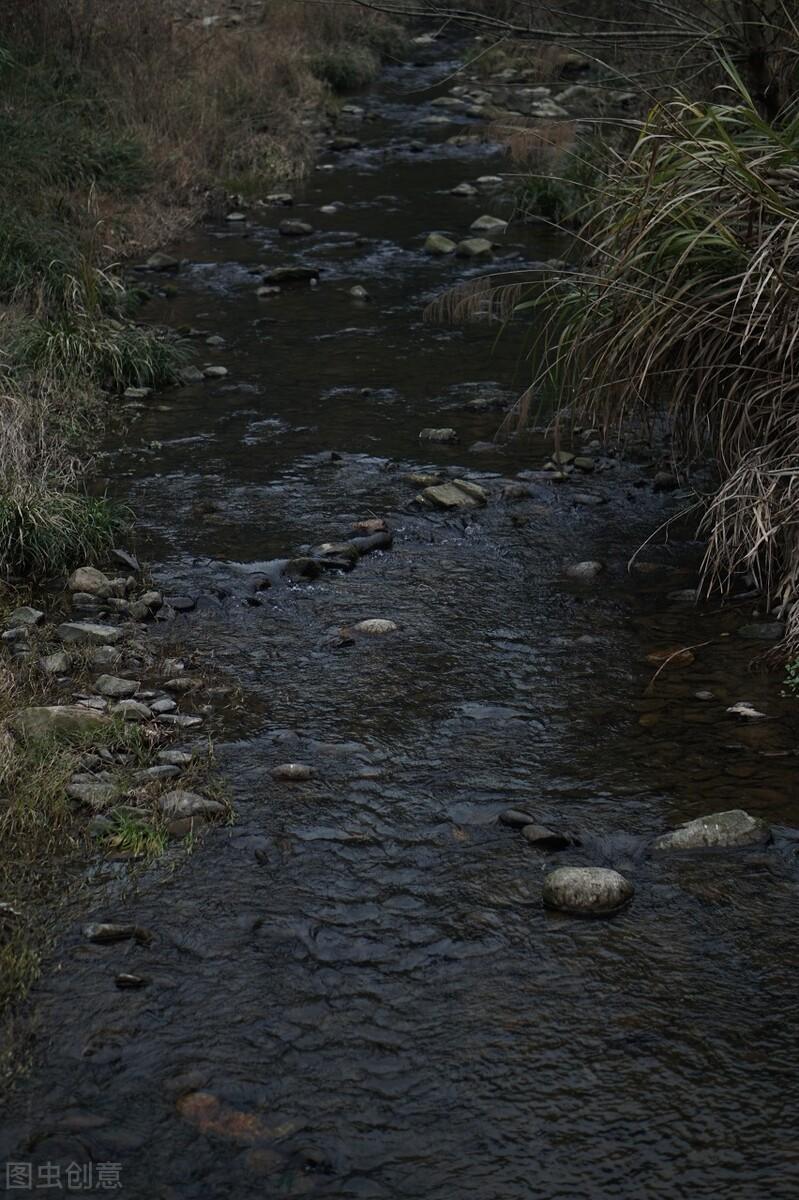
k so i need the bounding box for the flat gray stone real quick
[9,705,111,741]
[112,700,151,722]
[418,480,488,509]
[157,790,224,818]
[653,809,770,851]
[95,675,140,699]
[67,782,119,811]
[543,867,633,915]
[456,237,493,259]
[470,214,508,235]
[5,606,44,628]
[57,622,123,646]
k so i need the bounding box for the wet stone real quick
[521,824,571,850]
[83,923,150,944]
[564,561,604,582]
[353,619,398,635]
[456,237,493,259]
[57,622,122,646]
[498,809,536,828]
[158,790,224,818]
[95,675,140,699]
[419,427,458,443]
[424,233,457,256]
[653,809,771,851]
[543,867,633,915]
[272,763,315,781]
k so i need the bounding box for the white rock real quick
[353,619,398,635]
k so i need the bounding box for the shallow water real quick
[3,43,799,1200]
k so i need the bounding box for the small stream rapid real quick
[2,40,799,1200]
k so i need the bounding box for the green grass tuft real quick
[0,490,129,580]
[311,46,380,93]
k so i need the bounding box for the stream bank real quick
[2,33,799,1200]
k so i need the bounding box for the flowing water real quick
[3,42,799,1200]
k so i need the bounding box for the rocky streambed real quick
[2,33,799,1200]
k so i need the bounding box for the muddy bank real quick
[2,34,799,1200]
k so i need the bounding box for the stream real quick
[2,39,799,1200]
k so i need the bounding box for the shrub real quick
[311,45,380,93]
[0,489,129,580]
[535,69,799,612]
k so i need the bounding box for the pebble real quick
[203,365,229,379]
[419,427,458,443]
[279,220,313,237]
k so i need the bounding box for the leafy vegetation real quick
[533,71,799,615]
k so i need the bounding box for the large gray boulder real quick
[67,566,112,597]
[653,809,770,851]
[543,866,633,915]
[9,706,111,741]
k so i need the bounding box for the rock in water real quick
[262,266,320,284]
[564,561,604,582]
[455,238,493,259]
[653,809,770,851]
[418,480,488,509]
[272,763,315,781]
[424,233,457,256]
[521,824,571,850]
[470,215,508,235]
[158,790,225,818]
[543,867,633,915]
[419,427,458,443]
[353,619,398,635]
[279,220,314,237]
[498,809,536,828]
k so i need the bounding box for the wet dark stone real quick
[165,595,196,612]
[521,824,571,850]
[498,809,536,828]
